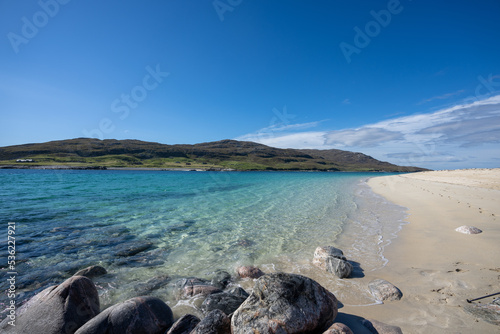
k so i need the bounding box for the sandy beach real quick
[341,169,500,333]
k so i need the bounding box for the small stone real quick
[323,322,354,334]
[211,270,232,289]
[174,277,222,300]
[368,279,402,302]
[236,265,264,279]
[455,225,482,234]
[361,319,403,334]
[313,246,347,270]
[166,314,200,334]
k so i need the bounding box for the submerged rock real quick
[134,274,171,294]
[211,270,232,289]
[115,241,153,257]
[231,272,338,334]
[75,296,173,334]
[0,276,99,334]
[368,279,402,302]
[166,314,200,334]
[236,265,265,279]
[191,309,231,334]
[455,225,483,234]
[74,265,107,278]
[175,277,222,300]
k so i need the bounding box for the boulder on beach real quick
[368,279,402,302]
[166,314,201,334]
[313,246,352,278]
[74,296,173,334]
[74,265,107,278]
[0,275,99,334]
[323,322,354,334]
[231,272,338,334]
[211,270,232,289]
[191,309,231,334]
[455,225,483,234]
[236,265,265,279]
[174,277,222,300]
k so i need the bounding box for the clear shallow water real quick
[0,170,407,316]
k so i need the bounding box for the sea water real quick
[0,170,407,316]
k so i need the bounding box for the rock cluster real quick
[0,261,406,334]
[313,246,353,278]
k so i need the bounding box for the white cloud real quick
[236,94,500,169]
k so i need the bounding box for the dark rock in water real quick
[0,276,99,334]
[464,298,500,326]
[115,241,153,257]
[326,257,353,279]
[211,270,231,289]
[231,272,338,334]
[75,296,173,334]
[175,277,222,300]
[201,291,248,316]
[323,322,354,334]
[368,279,402,302]
[191,309,231,334]
[236,265,264,279]
[134,274,171,294]
[227,287,250,299]
[74,265,107,278]
[113,252,165,268]
[361,319,403,334]
[166,314,201,334]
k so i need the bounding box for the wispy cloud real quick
[236,94,500,169]
[417,89,465,105]
[342,98,351,105]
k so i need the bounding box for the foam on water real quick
[0,170,408,315]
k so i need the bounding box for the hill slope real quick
[0,138,427,172]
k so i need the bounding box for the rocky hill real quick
[0,138,427,172]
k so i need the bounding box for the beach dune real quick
[357,169,500,333]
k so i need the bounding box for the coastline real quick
[353,168,500,333]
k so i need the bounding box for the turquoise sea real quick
[0,170,407,317]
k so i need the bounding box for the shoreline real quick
[354,168,500,333]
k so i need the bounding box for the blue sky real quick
[1,0,499,169]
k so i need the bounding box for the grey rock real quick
[115,241,153,257]
[201,291,248,315]
[211,270,231,289]
[227,287,250,299]
[75,296,173,334]
[174,277,222,300]
[74,265,107,278]
[191,309,231,334]
[313,246,347,270]
[455,225,482,234]
[368,279,402,302]
[166,314,200,334]
[134,274,171,294]
[464,299,500,326]
[323,322,354,334]
[326,257,353,279]
[236,266,265,279]
[361,319,403,334]
[0,276,99,334]
[231,272,338,334]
